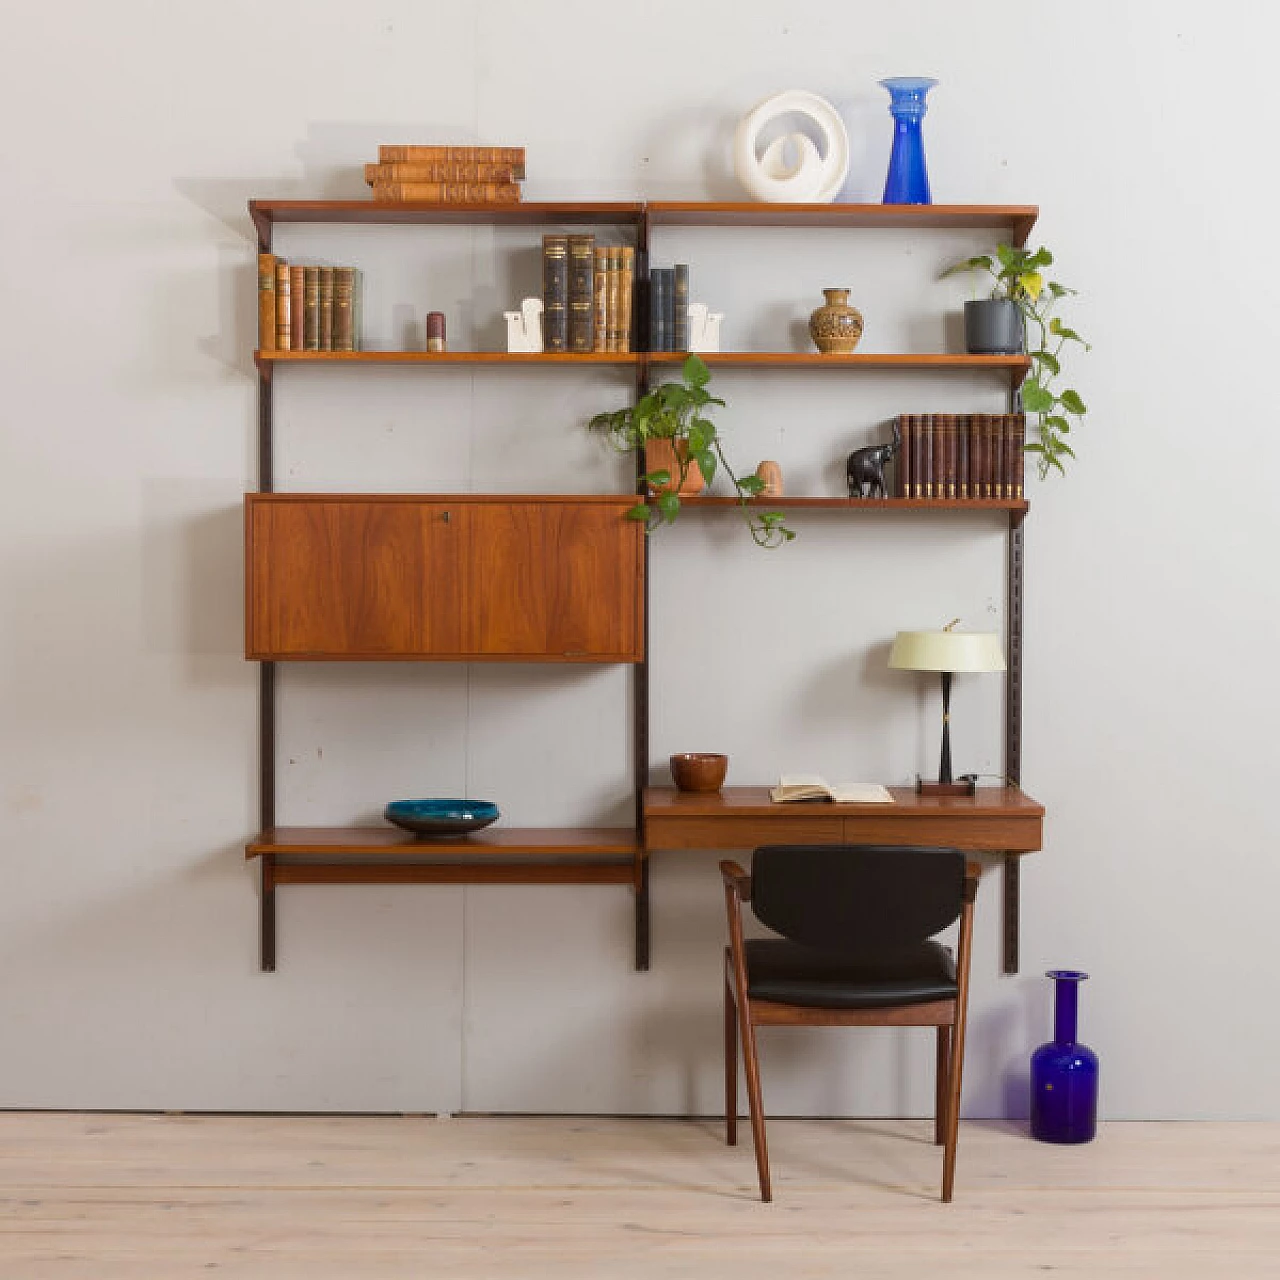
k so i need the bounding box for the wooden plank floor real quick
[1,1113,1277,1278]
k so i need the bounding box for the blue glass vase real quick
[1030,970,1099,1143]
[880,77,938,205]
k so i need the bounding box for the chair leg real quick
[941,1010,969,1203]
[736,994,772,1202]
[725,974,738,1146]
[935,1025,952,1146]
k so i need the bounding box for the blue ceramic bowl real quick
[384,798,500,837]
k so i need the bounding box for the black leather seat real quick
[721,844,979,1203]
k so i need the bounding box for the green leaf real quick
[996,244,1020,272]
[1055,441,1077,459]
[657,492,681,523]
[1027,247,1053,269]
[644,468,671,489]
[737,474,765,496]
[1031,350,1061,376]
[1023,442,1046,454]
[1044,415,1070,434]
[942,254,993,277]
[693,448,717,487]
[1048,318,1085,344]
[626,503,650,522]
[1021,382,1054,413]
[1060,389,1087,415]
[682,353,710,388]
[1018,271,1044,300]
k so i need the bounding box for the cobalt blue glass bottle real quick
[879,77,938,205]
[1030,970,1099,1143]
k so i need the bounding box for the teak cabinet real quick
[246,494,643,662]
[246,198,1040,974]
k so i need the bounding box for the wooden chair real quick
[720,844,979,1202]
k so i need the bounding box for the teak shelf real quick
[248,197,1039,974]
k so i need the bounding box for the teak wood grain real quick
[643,786,1044,853]
[246,827,641,857]
[245,495,643,662]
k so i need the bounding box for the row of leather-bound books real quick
[365,144,525,204]
[257,255,362,352]
[543,234,634,352]
[897,412,1026,500]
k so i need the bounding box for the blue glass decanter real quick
[1030,969,1099,1143]
[879,77,939,204]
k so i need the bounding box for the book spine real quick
[672,264,689,351]
[257,253,276,352]
[289,265,305,351]
[649,268,671,353]
[957,414,970,500]
[352,268,363,351]
[377,145,526,178]
[542,235,568,352]
[911,413,925,498]
[592,247,609,352]
[897,414,912,498]
[1012,412,1026,498]
[933,414,947,501]
[274,260,291,352]
[364,162,520,185]
[303,266,320,351]
[947,413,959,500]
[566,234,595,353]
[662,268,676,351]
[332,266,355,352]
[318,266,334,351]
[984,413,997,498]
[618,246,634,354]
[371,180,521,203]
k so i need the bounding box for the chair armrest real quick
[720,859,752,902]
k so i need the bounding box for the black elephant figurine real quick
[846,422,902,498]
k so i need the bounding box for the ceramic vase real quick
[808,289,863,354]
[1030,969,1099,1143]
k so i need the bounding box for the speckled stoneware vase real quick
[809,288,864,354]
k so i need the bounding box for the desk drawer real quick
[842,813,1042,852]
[646,815,844,850]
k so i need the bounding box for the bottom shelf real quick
[247,827,649,969]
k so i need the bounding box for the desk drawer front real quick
[841,814,1042,852]
[646,815,844,850]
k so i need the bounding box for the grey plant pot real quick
[964,299,1024,355]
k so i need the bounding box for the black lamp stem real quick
[938,670,953,785]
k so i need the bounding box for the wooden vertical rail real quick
[1002,496,1027,974]
[632,208,652,970]
[256,218,278,972]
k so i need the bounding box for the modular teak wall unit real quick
[245,198,1037,974]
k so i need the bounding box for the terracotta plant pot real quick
[809,288,864,354]
[644,438,705,495]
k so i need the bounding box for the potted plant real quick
[943,244,1090,477]
[589,354,795,547]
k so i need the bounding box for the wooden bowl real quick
[670,752,728,793]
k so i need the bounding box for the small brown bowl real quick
[670,752,729,793]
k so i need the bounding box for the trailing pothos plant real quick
[943,244,1090,478]
[589,354,794,548]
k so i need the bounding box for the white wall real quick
[1,0,1276,1119]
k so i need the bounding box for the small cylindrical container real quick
[426,311,446,352]
[1030,969,1099,1143]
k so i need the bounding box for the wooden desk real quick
[643,785,1044,973]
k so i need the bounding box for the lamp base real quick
[916,778,978,798]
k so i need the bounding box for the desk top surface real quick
[643,785,1044,818]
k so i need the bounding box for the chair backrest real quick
[750,844,965,956]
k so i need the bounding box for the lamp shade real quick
[888,629,1006,673]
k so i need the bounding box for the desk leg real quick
[634,854,650,972]
[1001,853,1019,975]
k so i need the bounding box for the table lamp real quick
[889,621,1005,796]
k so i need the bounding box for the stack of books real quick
[646,263,690,352]
[896,412,1026,500]
[364,145,525,204]
[257,255,362,352]
[542,234,634,352]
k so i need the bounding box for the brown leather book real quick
[592,247,609,352]
[333,266,355,352]
[289,265,305,350]
[897,414,912,498]
[371,180,521,203]
[542,235,568,352]
[303,267,320,351]
[257,253,276,352]
[605,247,621,352]
[377,145,526,178]
[993,414,1006,499]
[933,414,948,501]
[364,162,521,185]
[618,247,635,353]
[567,234,595,353]
[912,413,925,498]
[318,266,335,351]
[1011,413,1026,498]
[273,260,291,351]
[920,416,934,498]
[957,414,970,500]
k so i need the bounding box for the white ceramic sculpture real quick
[504,297,544,352]
[733,89,850,203]
[687,303,724,353]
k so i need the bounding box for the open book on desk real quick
[770,775,894,804]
